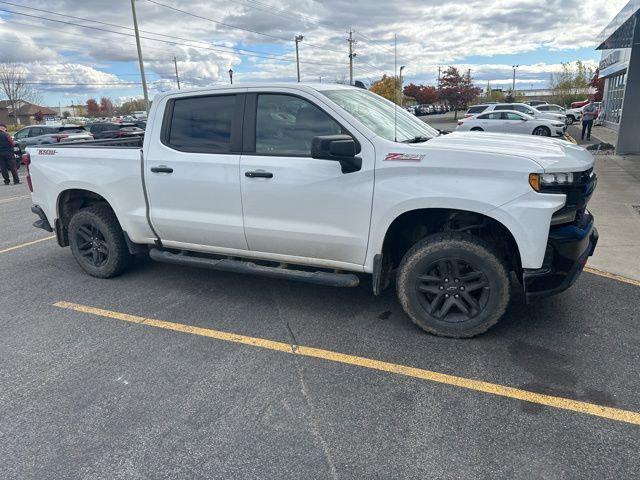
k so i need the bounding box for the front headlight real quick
[529,172,576,191]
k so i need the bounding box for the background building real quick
[597,0,640,154]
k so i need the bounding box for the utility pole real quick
[295,35,304,82]
[173,56,180,90]
[348,29,357,86]
[437,66,442,89]
[467,68,471,81]
[130,0,150,113]
[512,64,519,93]
[228,69,233,84]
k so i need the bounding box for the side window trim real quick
[242,91,359,157]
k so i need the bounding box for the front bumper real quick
[523,211,598,302]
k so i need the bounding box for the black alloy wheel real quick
[68,204,133,278]
[415,258,489,323]
[75,222,110,268]
[396,233,510,338]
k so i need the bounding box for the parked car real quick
[536,104,582,125]
[465,103,567,123]
[25,83,598,338]
[525,100,547,107]
[87,122,145,139]
[12,124,92,153]
[456,110,567,137]
[571,100,590,109]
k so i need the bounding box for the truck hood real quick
[423,131,594,172]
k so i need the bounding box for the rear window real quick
[467,106,487,114]
[60,125,86,132]
[165,94,235,153]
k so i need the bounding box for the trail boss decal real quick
[37,149,57,156]
[384,153,424,162]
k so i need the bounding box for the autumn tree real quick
[86,98,100,117]
[370,74,402,105]
[403,83,438,105]
[100,97,115,116]
[590,68,605,102]
[438,66,482,119]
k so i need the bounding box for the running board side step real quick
[149,249,360,288]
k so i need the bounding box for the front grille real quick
[550,169,597,225]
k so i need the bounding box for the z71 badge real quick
[384,153,424,162]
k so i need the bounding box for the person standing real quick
[581,99,598,142]
[0,124,20,185]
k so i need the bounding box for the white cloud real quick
[0,0,627,100]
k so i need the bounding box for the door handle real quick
[151,166,173,173]
[245,170,273,178]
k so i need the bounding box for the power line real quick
[144,0,346,54]
[0,1,295,60]
[0,7,345,67]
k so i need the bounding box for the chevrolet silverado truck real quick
[25,84,598,338]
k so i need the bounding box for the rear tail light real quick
[52,134,69,142]
[22,153,33,192]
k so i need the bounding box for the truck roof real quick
[153,82,356,100]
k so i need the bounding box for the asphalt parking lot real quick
[2,176,640,479]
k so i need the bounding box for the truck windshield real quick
[321,88,439,143]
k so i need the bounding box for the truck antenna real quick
[394,33,397,143]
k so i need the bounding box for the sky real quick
[0,0,628,107]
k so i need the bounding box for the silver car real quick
[457,110,567,137]
[466,103,567,124]
[12,124,93,153]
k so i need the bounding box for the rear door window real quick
[467,106,487,114]
[166,95,235,153]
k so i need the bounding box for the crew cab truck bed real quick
[26,83,597,338]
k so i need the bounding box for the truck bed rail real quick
[51,136,144,148]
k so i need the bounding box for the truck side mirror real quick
[311,135,362,174]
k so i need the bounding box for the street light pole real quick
[228,69,233,84]
[130,0,150,113]
[295,35,304,83]
[512,64,519,94]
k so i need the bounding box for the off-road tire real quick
[396,233,510,338]
[68,204,133,278]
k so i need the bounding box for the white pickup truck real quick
[25,84,598,338]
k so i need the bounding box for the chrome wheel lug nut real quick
[454,278,459,282]
[444,278,449,283]
[460,286,465,291]
[454,294,459,299]
[439,286,444,290]
[445,294,450,298]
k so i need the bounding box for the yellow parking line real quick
[0,236,55,254]
[585,266,640,287]
[54,300,640,426]
[0,194,31,204]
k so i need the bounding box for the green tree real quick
[551,61,593,106]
